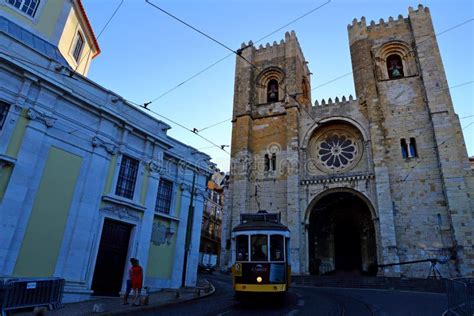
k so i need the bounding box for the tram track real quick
[292,286,376,316]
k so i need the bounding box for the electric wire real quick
[196,118,232,133]
[1,51,231,155]
[72,0,125,75]
[2,10,472,163]
[3,49,472,160]
[311,17,474,92]
[142,0,332,106]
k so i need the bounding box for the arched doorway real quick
[308,191,377,276]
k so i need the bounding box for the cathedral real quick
[221,5,474,278]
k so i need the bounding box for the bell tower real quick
[348,5,474,275]
[228,31,310,273]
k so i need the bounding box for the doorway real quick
[91,219,132,296]
[308,191,377,275]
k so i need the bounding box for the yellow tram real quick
[231,211,291,297]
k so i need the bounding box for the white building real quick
[0,0,213,302]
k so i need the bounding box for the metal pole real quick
[182,173,196,287]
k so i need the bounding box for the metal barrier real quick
[445,278,473,316]
[0,277,64,316]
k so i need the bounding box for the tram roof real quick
[232,211,290,232]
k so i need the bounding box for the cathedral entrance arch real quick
[307,189,378,276]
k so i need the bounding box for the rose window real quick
[309,128,363,174]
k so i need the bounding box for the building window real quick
[264,154,270,171]
[400,139,408,159]
[155,178,173,214]
[271,153,276,171]
[72,32,84,62]
[7,0,40,17]
[267,79,279,103]
[386,54,404,79]
[409,137,418,158]
[401,138,418,159]
[115,155,139,199]
[0,102,10,130]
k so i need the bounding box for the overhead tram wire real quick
[311,17,474,92]
[196,118,232,133]
[4,47,472,159]
[144,0,262,103]
[142,0,332,106]
[138,105,231,155]
[136,6,472,142]
[0,51,231,154]
[72,0,125,75]
[145,0,333,133]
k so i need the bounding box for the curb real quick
[103,279,216,315]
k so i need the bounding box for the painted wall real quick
[57,6,94,76]
[146,218,178,279]
[0,0,65,40]
[0,109,28,200]
[103,154,117,194]
[14,146,82,277]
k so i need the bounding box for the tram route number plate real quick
[26,282,37,290]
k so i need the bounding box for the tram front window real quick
[236,235,249,261]
[270,235,284,261]
[251,235,268,261]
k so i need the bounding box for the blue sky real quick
[82,0,474,171]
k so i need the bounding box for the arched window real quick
[409,137,418,158]
[264,154,270,171]
[267,79,279,103]
[400,138,408,159]
[386,54,404,79]
[271,153,276,171]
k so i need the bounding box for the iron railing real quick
[0,277,64,316]
[445,278,473,316]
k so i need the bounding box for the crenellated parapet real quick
[240,30,307,64]
[348,4,431,45]
[312,95,356,107]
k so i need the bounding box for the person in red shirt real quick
[131,258,143,306]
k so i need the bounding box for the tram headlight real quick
[256,276,262,283]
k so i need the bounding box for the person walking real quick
[122,258,135,305]
[131,258,143,306]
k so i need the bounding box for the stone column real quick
[136,160,161,277]
[171,185,191,287]
[185,188,205,287]
[0,107,53,274]
[58,139,114,284]
[374,166,400,276]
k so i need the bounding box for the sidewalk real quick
[14,278,214,315]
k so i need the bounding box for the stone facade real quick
[222,5,474,278]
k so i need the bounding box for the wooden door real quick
[91,219,132,296]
